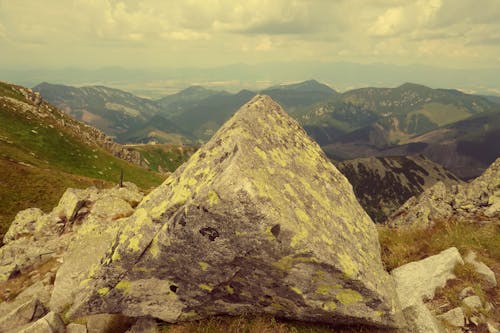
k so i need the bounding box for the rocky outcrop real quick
[335,155,461,223]
[66,95,403,328]
[49,184,143,313]
[0,183,143,331]
[389,158,500,228]
[0,183,143,286]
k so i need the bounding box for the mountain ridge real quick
[34,80,500,178]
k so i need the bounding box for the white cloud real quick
[369,0,442,37]
[0,0,498,69]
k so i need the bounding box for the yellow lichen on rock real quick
[70,95,403,328]
[336,289,363,305]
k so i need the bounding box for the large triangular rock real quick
[69,95,403,328]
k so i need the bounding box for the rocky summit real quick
[68,95,403,327]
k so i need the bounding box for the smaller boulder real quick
[389,182,453,228]
[3,208,44,244]
[391,248,464,333]
[401,302,444,333]
[464,251,497,288]
[462,295,482,311]
[436,307,465,328]
[52,188,99,222]
[458,286,475,299]
[391,247,463,307]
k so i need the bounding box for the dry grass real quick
[162,316,291,333]
[379,216,499,326]
[377,216,500,271]
[160,316,391,333]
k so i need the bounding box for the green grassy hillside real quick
[126,143,197,173]
[0,81,165,237]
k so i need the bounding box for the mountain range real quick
[33,80,500,179]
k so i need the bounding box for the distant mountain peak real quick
[267,79,337,94]
[397,82,431,90]
[180,85,211,93]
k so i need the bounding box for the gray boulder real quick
[436,307,465,328]
[391,247,464,333]
[392,247,463,307]
[69,95,404,328]
[400,302,443,333]
[462,295,482,311]
[3,208,44,244]
[464,251,497,288]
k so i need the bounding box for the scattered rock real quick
[436,307,465,328]
[458,287,475,300]
[0,182,143,284]
[464,251,497,288]
[51,187,99,225]
[0,298,47,332]
[462,295,482,311]
[400,301,444,333]
[68,95,404,328]
[469,315,481,326]
[389,157,500,228]
[388,181,453,228]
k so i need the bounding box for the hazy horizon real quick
[1,1,499,97]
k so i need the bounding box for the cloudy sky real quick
[0,0,499,70]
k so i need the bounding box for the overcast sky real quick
[0,0,499,71]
